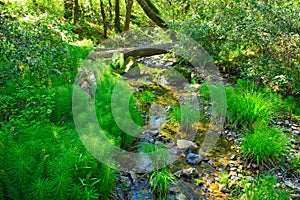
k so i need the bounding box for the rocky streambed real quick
[112,55,300,200]
[79,54,299,199]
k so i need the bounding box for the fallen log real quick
[89,42,176,60]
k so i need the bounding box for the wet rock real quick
[219,184,230,193]
[174,168,199,178]
[119,175,131,187]
[229,171,237,177]
[186,150,203,165]
[245,176,254,182]
[252,163,258,168]
[285,120,290,125]
[130,172,138,184]
[147,129,159,136]
[285,179,300,192]
[117,188,124,199]
[229,154,236,160]
[176,193,188,200]
[177,139,198,150]
[293,130,300,134]
[230,167,237,171]
[131,152,153,173]
[157,135,170,143]
[277,120,283,125]
[170,185,179,194]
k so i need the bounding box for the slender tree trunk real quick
[74,0,79,24]
[100,0,107,38]
[114,0,121,32]
[136,0,167,28]
[108,0,113,20]
[64,0,73,20]
[124,0,133,31]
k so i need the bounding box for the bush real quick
[170,0,300,96]
[240,126,289,165]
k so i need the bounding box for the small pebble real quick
[229,154,236,160]
[293,130,299,134]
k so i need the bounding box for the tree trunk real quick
[108,0,113,20]
[100,0,107,38]
[124,0,133,31]
[74,0,79,24]
[145,0,160,15]
[114,0,121,32]
[136,0,167,28]
[64,0,73,20]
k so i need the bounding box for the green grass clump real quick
[244,175,290,200]
[226,80,276,128]
[240,126,289,165]
[150,168,175,199]
[139,90,155,103]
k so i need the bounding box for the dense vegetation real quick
[0,0,299,199]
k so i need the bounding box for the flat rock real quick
[174,168,199,178]
[177,139,198,150]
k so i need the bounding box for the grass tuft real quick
[240,126,289,165]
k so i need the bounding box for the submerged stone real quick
[186,150,203,165]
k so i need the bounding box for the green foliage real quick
[49,85,73,125]
[150,168,175,199]
[0,122,118,199]
[288,156,300,176]
[170,0,300,96]
[226,80,276,128]
[281,96,300,116]
[0,84,54,125]
[110,52,126,74]
[0,13,80,89]
[95,66,143,148]
[170,104,204,125]
[139,90,155,103]
[243,175,290,200]
[240,126,289,165]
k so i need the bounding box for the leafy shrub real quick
[0,84,54,124]
[170,0,300,96]
[150,168,175,199]
[240,126,289,165]
[244,175,290,200]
